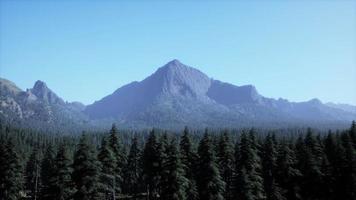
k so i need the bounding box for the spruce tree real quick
[40,144,56,200]
[217,131,234,200]
[180,127,198,200]
[339,133,356,199]
[123,136,143,197]
[197,131,225,200]
[262,134,285,200]
[275,141,302,200]
[25,147,42,200]
[234,130,265,200]
[296,130,324,200]
[0,139,23,200]
[53,143,75,200]
[108,124,126,194]
[142,130,161,200]
[98,137,116,200]
[72,134,101,200]
[350,120,356,147]
[161,139,188,200]
[323,132,337,199]
[157,133,169,196]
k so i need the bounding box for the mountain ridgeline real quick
[1,59,355,131]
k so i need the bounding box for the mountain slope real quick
[84,60,356,129]
[1,60,355,130]
[0,78,89,131]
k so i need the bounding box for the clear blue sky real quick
[1,1,355,105]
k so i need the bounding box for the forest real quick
[0,122,355,200]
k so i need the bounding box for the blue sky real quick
[1,1,355,105]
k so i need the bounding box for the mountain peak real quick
[151,60,212,97]
[31,80,64,105]
[166,59,182,66]
[33,80,48,91]
[161,59,187,72]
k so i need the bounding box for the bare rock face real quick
[0,78,88,130]
[31,80,65,105]
[85,59,356,129]
[155,59,212,98]
[1,60,355,130]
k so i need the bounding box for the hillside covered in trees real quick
[0,122,356,200]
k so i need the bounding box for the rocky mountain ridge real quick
[1,59,355,130]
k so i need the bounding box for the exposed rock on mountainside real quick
[0,78,89,131]
[1,60,355,130]
[84,60,356,129]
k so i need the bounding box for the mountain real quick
[0,78,89,132]
[1,60,355,130]
[84,59,356,129]
[326,102,356,114]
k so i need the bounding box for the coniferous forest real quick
[0,122,356,200]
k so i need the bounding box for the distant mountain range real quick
[1,59,355,131]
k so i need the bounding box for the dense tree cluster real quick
[0,122,356,200]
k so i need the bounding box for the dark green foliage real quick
[275,141,302,200]
[197,131,225,200]
[40,144,56,200]
[107,124,126,194]
[0,138,23,200]
[142,130,161,199]
[234,130,266,200]
[262,134,285,200]
[350,120,356,147]
[25,147,42,200]
[1,122,356,200]
[339,133,356,199]
[98,137,117,200]
[52,143,75,200]
[161,139,188,200]
[180,127,198,200]
[296,130,324,200]
[72,135,101,200]
[217,131,234,200]
[123,136,143,197]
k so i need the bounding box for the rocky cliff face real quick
[0,78,88,131]
[1,60,355,130]
[84,60,356,129]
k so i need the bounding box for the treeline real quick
[0,122,356,200]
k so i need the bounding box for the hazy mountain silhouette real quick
[1,60,355,130]
[0,78,88,131]
[84,60,356,128]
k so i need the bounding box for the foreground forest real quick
[0,122,356,200]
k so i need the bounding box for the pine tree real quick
[123,136,143,197]
[98,137,116,200]
[339,133,356,199]
[350,120,356,147]
[53,143,75,200]
[323,132,337,199]
[180,127,198,200]
[275,141,302,200]
[234,130,266,200]
[157,133,169,196]
[40,144,56,200]
[217,131,234,200]
[161,139,188,200]
[296,130,324,200]
[26,147,42,200]
[197,131,225,200]
[142,130,161,200]
[262,134,285,200]
[0,139,23,200]
[72,134,101,200]
[108,124,126,194]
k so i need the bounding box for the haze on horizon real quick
[0,1,355,105]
